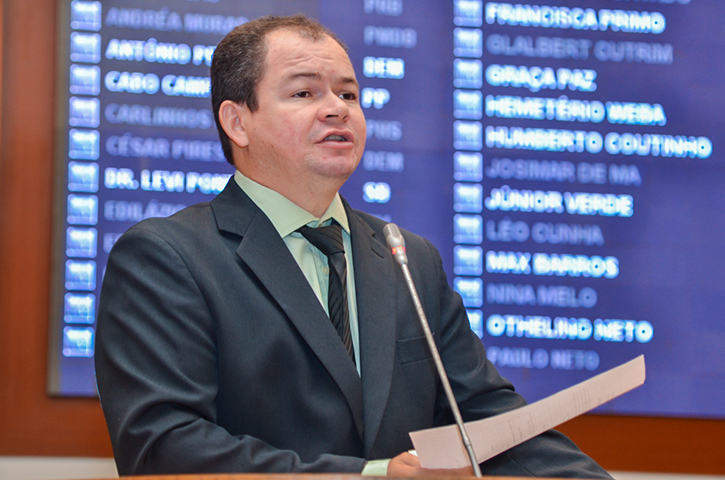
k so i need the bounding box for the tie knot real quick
[297,223,344,257]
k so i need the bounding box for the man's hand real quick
[387,451,474,477]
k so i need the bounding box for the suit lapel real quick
[346,206,398,457]
[211,182,364,441]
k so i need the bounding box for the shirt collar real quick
[234,170,350,237]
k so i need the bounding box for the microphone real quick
[383,223,482,477]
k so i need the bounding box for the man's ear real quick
[218,100,250,148]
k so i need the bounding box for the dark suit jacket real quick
[95,180,611,478]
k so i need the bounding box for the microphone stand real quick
[384,223,482,478]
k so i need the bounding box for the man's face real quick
[237,29,366,198]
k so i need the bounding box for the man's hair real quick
[211,14,349,164]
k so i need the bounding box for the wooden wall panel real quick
[559,415,725,474]
[0,0,112,458]
[0,0,722,472]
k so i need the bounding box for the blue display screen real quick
[52,0,725,419]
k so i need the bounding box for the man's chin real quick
[308,157,361,181]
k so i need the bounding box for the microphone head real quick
[383,223,408,265]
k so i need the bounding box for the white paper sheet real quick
[409,355,646,469]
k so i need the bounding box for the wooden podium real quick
[82,474,582,480]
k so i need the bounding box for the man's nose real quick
[320,92,350,120]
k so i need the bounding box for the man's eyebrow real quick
[339,76,359,86]
[286,72,358,86]
[287,72,320,81]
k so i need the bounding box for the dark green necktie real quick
[297,223,355,366]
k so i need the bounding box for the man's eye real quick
[340,92,357,101]
[293,91,312,98]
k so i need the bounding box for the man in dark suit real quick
[95,15,612,478]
